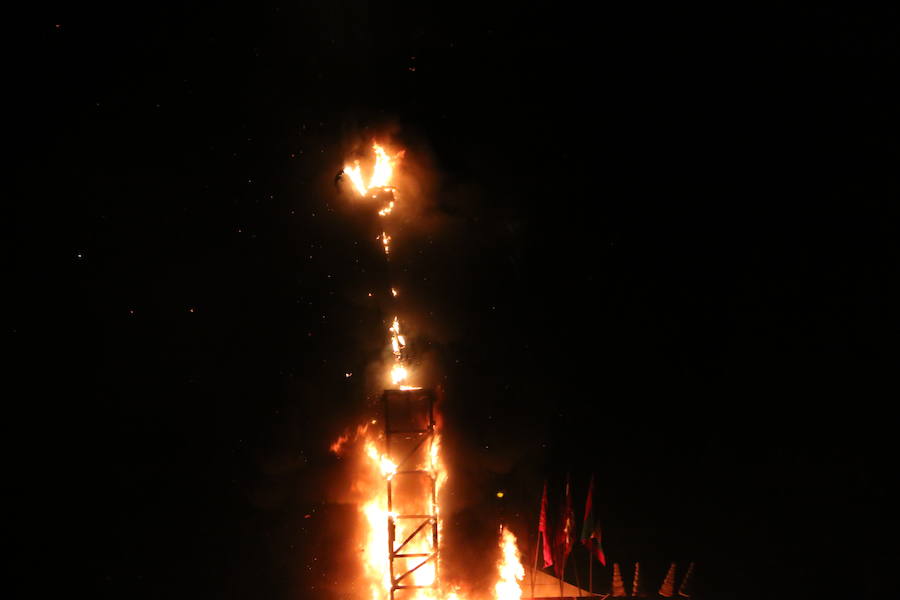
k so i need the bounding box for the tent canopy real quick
[522,568,602,598]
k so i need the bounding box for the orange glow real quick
[390,364,409,386]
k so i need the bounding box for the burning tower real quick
[337,141,523,600]
[383,388,440,598]
[342,143,444,598]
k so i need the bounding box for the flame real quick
[362,498,392,598]
[431,433,447,495]
[343,143,404,197]
[390,364,409,386]
[495,527,525,600]
[366,442,398,479]
[371,144,402,189]
[340,411,451,599]
[389,317,405,355]
[356,431,446,599]
[330,422,371,455]
[378,200,395,217]
[388,316,410,386]
[344,161,368,196]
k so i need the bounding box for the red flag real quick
[580,474,607,565]
[538,481,554,568]
[554,475,575,576]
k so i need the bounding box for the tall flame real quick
[341,430,447,599]
[358,439,392,598]
[495,527,525,600]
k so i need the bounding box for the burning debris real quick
[342,143,413,390]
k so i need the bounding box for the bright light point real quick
[390,364,408,385]
[496,491,505,498]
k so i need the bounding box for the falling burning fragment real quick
[342,144,411,388]
[335,142,527,599]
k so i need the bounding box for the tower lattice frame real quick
[383,388,439,599]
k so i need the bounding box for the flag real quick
[538,481,554,568]
[580,474,607,565]
[554,474,575,576]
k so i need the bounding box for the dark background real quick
[10,2,900,599]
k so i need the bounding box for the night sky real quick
[11,3,900,599]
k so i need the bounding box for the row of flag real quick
[535,475,695,596]
[538,474,606,577]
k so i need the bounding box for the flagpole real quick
[573,551,582,597]
[530,529,540,599]
[589,548,593,595]
[559,553,564,599]
[581,474,595,597]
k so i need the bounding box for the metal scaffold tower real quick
[382,388,439,599]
